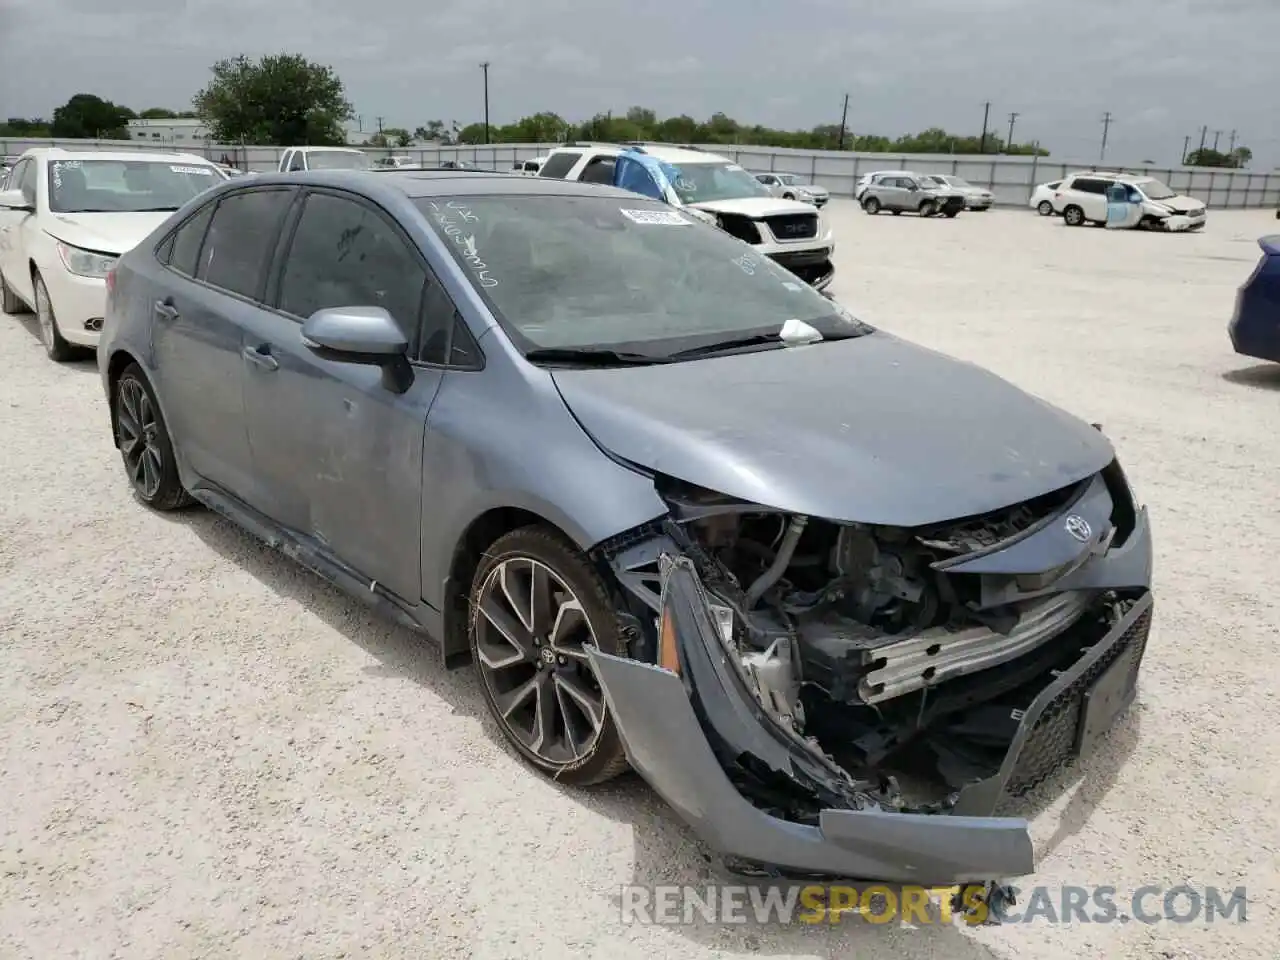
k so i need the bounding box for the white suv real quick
[538,142,835,290]
[1051,172,1207,230]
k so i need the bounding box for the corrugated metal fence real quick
[4,137,1277,209]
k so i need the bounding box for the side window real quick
[755,174,772,185]
[198,189,293,298]
[579,155,616,185]
[290,152,306,172]
[537,151,581,179]
[166,202,216,276]
[18,160,37,202]
[279,150,292,171]
[277,192,427,352]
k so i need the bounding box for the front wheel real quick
[34,273,74,362]
[1037,200,1053,216]
[918,200,936,217]
[113,364,193,510]
[470,527,630,786]
[862,196,881,214]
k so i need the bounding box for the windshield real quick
[665,161,772,204]
[1136,179,1176,200]
[416,195,868,357]
[46,159,219,213]
[777,174,799,185]
[944,176,973,188]
[307,150,371,171]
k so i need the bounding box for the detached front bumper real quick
[591,526,1152,885]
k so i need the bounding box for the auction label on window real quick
[171,165,214,175]
[620,208,692,225]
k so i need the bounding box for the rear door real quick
[149,186,295,500]
[0,158,33,300]
[1072,178,1110,220]
[238,187,449,602]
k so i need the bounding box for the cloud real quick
[1,0,1277,167]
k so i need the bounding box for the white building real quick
[126,118,211,144]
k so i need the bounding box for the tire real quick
[1063,205,1086,226]
[33,272,74,362]
[469,526,630,786]
[1037,200,1053,216]
[918,200,936,217]
[944,208,960,218]
[112,363,193,511]
[1,270,28,314]
[782,193,795,200]
[862,196,881,214]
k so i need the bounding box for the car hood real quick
[551,333,1115,527]
[43,212,175,256]
[686,196,819,219]
[1150,194,1204,213]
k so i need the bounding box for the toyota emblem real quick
[1064,515,1092,543]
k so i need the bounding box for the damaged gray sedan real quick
[100,172,1152,890]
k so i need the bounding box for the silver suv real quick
[753,172,829,207]
[860,174,965,218]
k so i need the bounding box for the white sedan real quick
[1029,179,1062,216]
[0,148,222,361]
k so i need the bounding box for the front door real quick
[240,188,447,603]
[0,159,37,304]
[1105,183,1143,229]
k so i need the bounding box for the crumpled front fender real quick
[587,554,1036,885]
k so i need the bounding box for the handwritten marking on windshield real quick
[429,201,497,287]
[732,253,756,275]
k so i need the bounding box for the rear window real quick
[538,152,581,179]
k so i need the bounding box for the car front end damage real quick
[589,455,1152,886]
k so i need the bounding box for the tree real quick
[50,94,135,139]
[382,127,412,148]
[139,108,177,119]
[0,117,51,138]
[193,53,353,146]
[1186,146,1252,169]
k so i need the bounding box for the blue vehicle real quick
[1228,236,1280,362]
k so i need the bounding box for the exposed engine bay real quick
[604,464,1149,818]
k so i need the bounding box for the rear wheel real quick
[469,527,630,786]
[1063,205,1086,226]
[1037,200,1053,216]
[1,270,27,314]
[33,273,74,362]
[782,192,795,200]
[112,364,193,510]
[862,196,881,214]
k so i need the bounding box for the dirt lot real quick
[2,205,1278,960]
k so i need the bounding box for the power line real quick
[1099,112,1113,164]
[1006,112,1019,152]
[979,101,991,153]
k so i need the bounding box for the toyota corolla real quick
[98,170,1153,888]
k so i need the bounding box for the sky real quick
[2,0,1279,169]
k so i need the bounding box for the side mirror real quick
[907,184,919,192]
[0,188,34,212]
[301,306,414,393]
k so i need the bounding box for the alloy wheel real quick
[35,280,54,351]
[116,378,164,499]
[474,557,606,765]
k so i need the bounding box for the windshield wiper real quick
[129,206,181,212]
[666,326,869,361]
[524,347,668,366]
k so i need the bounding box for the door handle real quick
[154,297,179,321]
[242,343,279,372]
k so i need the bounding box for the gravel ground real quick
[2,205,1279,960]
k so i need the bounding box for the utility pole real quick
[480,62,491,144]
[979,101,991,153]
[1181,135,1190,165]
[376,116,384,133]
[1099,112,1113,165]
[837,93,850,151]
[1228,129,1237,153]
[1197,125,1207,154]
[1212,129,1222,152]
[1005,112,1019,152]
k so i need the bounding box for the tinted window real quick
[198,189,293,298]
[579,156,616,185]
[538,151,581,179]
[1046,181,1061,189]
[278,192,427,351]
[167,203,216,276]
[416,194,866,356]
[1073,178,1109,194]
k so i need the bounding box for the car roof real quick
[549,142,729,165]
[241,169,646,200]
[20,147,214,164]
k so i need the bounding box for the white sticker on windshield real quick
[782,281,803,292]
[620,208,691,225]
[170,165,213,175]
[726,164,744,172]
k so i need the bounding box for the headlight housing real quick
[55,241,117,279]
